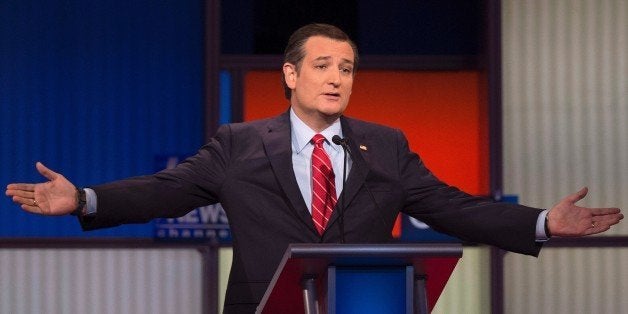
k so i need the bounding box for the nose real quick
[327,69,341,87]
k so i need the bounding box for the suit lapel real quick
[262,112,319,234]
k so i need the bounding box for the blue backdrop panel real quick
[0,0,204,237]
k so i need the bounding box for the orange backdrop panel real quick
[243,70,489,195]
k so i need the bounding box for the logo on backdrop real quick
[153,155,231,243]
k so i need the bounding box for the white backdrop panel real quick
[0,248,203,314]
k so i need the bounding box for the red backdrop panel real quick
[243,70,489,196]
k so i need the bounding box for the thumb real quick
[565,187,588,204]
[36,162,59,181]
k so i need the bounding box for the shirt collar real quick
[290,107,343,154]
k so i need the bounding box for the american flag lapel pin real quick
[359,144,368,151]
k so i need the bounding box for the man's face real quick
[283,36,355,128]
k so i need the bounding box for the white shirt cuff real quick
[535,209,550,242]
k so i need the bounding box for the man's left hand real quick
[547,187,623,237]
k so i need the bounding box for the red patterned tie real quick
[311,134,337,235]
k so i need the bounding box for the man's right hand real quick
[5,162,78,216]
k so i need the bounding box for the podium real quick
[257,243,462,314]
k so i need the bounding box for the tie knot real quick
[311,134,326,147]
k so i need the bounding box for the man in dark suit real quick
[6,24,623,313]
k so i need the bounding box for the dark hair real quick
[282,23,359,99]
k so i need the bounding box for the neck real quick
[291,108,340,133]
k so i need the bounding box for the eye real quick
[314,64,328,70]
[340,67,353,74]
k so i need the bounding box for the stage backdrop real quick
[0,0,204,237]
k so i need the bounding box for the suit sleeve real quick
[395,129,543,256]
[79,124,233,231]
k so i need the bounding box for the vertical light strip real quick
[219,70,233,125]
[503,1,628,313]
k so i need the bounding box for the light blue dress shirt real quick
[290,108,351,214]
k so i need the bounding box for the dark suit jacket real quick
[81,111,543,313]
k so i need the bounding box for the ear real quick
[283,63,297,89]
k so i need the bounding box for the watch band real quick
[544,212,552,238]
[71,188,87,216]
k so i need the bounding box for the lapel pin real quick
[359,145,368,151]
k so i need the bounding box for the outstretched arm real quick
[5,162,78,216]
[547,187,623,237]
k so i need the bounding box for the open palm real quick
[5,162,77,216]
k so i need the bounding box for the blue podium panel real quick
[331,266,413,314]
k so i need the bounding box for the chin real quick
[319,104,347,116]
[318,109,344,119]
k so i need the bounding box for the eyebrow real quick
[312,56,354,65]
